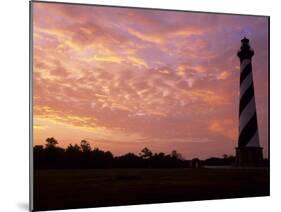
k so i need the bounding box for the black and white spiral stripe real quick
[238,58,260,147]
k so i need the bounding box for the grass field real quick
[33,168,269,211]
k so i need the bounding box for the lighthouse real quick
[236,37,263,166]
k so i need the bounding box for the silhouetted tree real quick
[115,153,142,168]
[66,144,81,153]
[43,138,64,168]
[139,147,153,159]
[80,140,91,152]
[171,150,183,160]
[65,144,82,168]
[90,148,114,168]
[34,145,44,151]
[33,138,194,169]
[45,137,58,149]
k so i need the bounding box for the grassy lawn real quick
[34,168,269,211]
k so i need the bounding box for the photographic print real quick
[30,1,269,211]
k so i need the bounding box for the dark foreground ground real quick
[33,167,269,211]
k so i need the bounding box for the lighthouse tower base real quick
[235,147,263,166]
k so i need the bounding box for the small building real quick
[190,158,201,168]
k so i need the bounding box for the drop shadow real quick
[16,202,29,211]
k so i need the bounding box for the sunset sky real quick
[33,2,268,159]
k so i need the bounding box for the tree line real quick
[34,137,267,169]
[33,137,190,169]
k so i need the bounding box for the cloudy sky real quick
[33,2,268,159]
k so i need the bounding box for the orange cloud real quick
[208,119,236,140]
[127,26,206,45]
[33,124,48,130]
[217,71,231,80]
